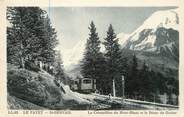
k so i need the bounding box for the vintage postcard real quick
[0,0,184,117]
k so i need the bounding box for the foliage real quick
[7,65,63,107]
[103,24,127,95]
[80,21,106,91]
[53,51,66,84]
[7,7,58,68]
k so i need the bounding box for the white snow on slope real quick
[118,8,179,49]
[134,8,179,34]
[133,34,157,50]
[62,39,86,70]
[116,32,130,48]
[63,39,105,71]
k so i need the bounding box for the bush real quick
[7,67,63,107]
[7,72,47,105]
[25,61,40,72]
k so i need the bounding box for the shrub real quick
[25,61,40,72]
[7,68,63,107]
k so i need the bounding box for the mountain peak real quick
[138,8,179,32]
[118,8,179,52]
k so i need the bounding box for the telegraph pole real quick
[113,79,116,97]
[122,75,125,99]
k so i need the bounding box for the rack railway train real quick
[70,77,96,93]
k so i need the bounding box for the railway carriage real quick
[70,77,96,93]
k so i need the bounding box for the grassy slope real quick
[7,64,91,110]
[8,93,45,110]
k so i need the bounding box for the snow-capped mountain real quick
[118,8,179,78]
[64,8,179,78]
[119,8,179,54]
[62,39,86,71]
[63,39,105,71]
[117,32,130,47]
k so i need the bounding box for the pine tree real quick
[7,7,40,68]
[54,51,65,84]
[131,54,138,75]
[7,27,21,65]
[80,21,106,91]
[39,15,58,64]
[103,24,124,95]
[126,54,139,95]
[7,7,58,68]
[138,61,150,96]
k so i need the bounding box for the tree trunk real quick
[113,78,116,97]
[20,56,25,68]
[20,41,25,68]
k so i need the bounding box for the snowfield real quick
[118,8,179,52]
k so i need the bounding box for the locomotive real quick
[70,77,96,93]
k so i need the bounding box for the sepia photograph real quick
[6,6,179,111]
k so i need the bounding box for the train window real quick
[74,81,78,84]
[83,79,91,84]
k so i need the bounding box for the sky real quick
[43,7,176,66]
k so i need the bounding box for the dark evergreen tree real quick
[7,27,21,65]
[125,54,139,95]
[80,21,106,92]
[131,54,138,75]
[7,7,58,68]
[39,15,58,64]
[54,51,65,84]
[103,24,124,95]
[155,72,167,94]
[7,7,40,68]
[138,61,151,96]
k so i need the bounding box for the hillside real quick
[7,63,180,110]
[6,64,128,110]
[7,64,92,110]
[8,94,46,110]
